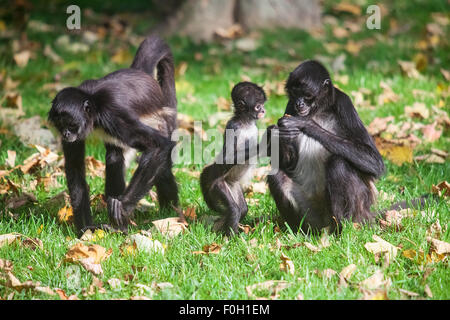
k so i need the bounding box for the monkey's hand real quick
[276,116,305,139]
[107,197,131,232]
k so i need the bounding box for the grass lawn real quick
[0,0,449,300]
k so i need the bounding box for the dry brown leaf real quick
[21,237,43,250]
[85,156,105,178]
[414,154,445,164]
[279,253,295,275]
[340,263,357,280]
[152,217,188,238]
[303,242,321,252]
[4,92,23,109]
[0,233,21,248]
[376,138,413,166]
[405,102,430,119]
[214,24,244,39]
[238,224,255,235]
[251,182,267,194]
[402,249,445,265]
[431,181,450,197]
[398,60,421,79]
[0,259,13,272]
[193,242,222,255]
[426,237,450,255]
[378,81,399,105]
[361,288,389,300]
[364,235,398,263]
[421,123,442,142]
[399,288,419,297]
[183,207,197,221]
[424,284,433,298]
[5,150,16,168]
[65,242,112,265]
[333,2,362,15]
[246,280,290,300]
[367,116,395,136]
[359,269,390,290]
[13,50,31,67]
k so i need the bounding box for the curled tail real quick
[131,34,177,109]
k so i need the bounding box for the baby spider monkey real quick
[200,82,266,235]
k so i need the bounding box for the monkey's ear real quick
[83,100,91,113]
[322,79,332,92]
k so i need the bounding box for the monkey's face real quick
[49,88,93,143]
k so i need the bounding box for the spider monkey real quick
[200,82,266,235]
[267,60,385,234]
[48,35,179,236]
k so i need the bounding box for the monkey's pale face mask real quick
[253,103,266,119]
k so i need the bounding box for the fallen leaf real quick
[5,150,16,168]
[57,205,74,224]
[333,2,362,15]
[0,233,21,248]
[375,137,413,166]
[246,280,290,300]
[152,217,188,238]
[216,96,231,111]
[193,243,222,255]
[361,288,389,300]
[107,278,121,289]
[13,50,31,67]
[405,102,430,119]
[21,237,43,250]
[69,243,113,264]
[424,284,433,298]
[303,242,321,252]
[279,253,295,275]
[431,181,450,197]
[129,234,164,255]
[364,235,398,264]
[426,237,450,255]
[0,259,13,272]
[399,288,419,297]
[398,60,421,79]
[183,207,197,221]
[421,123,442,142]
[367,116,395,136]
[340,264,357,280]
[359,269,390,290]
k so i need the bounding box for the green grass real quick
[0,0,449,300]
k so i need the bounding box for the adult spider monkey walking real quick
[48,35,179,236]
[267,60,385,234]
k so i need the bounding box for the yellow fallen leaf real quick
[57,205,74,224]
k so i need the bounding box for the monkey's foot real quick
[107,197,131,232]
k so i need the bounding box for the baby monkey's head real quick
[231,82,266,121]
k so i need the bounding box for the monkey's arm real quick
[62,141,93,235]
[278,116,384,177]
[263,125,299,171]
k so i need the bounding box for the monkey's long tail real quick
[131,34,177,109]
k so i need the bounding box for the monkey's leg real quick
[326,155,374,232]
[105,144,126,198]
[267,170,304,232]
[210,180,242,235]
[233,184,248,221]
[155,166,179,210]
[62,141,93,237]
[108,146,172,231]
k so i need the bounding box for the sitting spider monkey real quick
[267,60,385,234]
[200,82,266,235]
[48,35,179,236]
